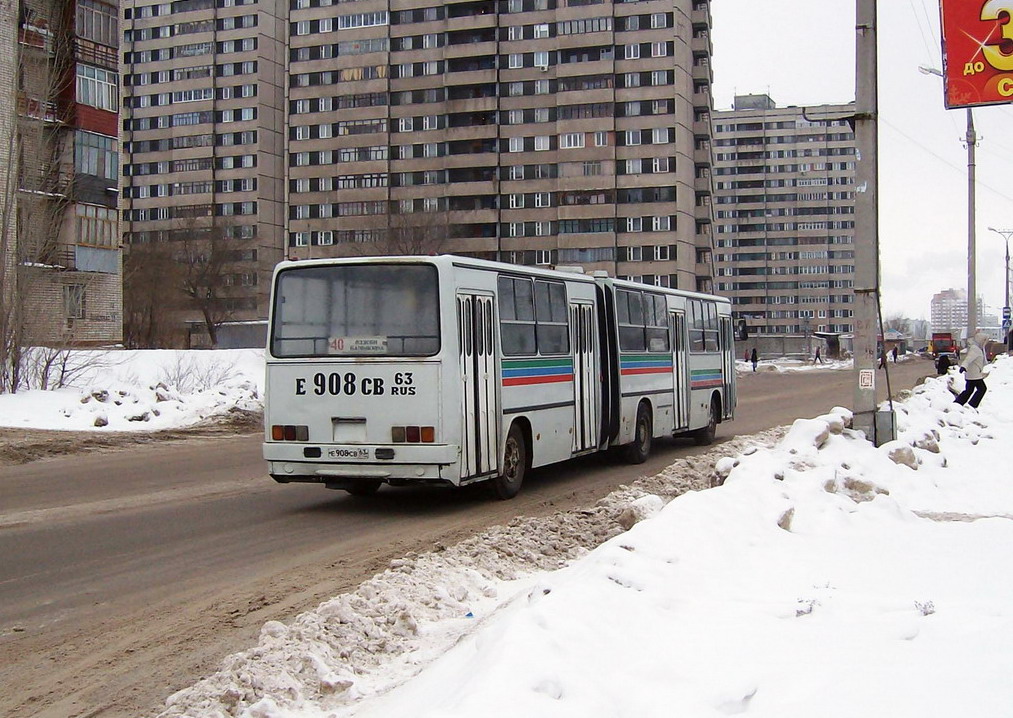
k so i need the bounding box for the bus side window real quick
[617,289,646,351]
[646,294,669,352]
[689,300,705,352]
[498,276,536,355]
[534,281,569,355]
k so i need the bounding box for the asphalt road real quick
[0,358,934,718]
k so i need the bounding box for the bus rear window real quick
[271,264,440,357]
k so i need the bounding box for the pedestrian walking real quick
[891,346,898,363]
[954,331,989,408]
[750,347,758,372]
[935,352,952,375]
[878,348,886,369]
[813,346,823,364]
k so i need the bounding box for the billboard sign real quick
[939,0,1013,108]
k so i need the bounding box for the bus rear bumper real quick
[263,442,461,484]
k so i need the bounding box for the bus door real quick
[457,293,498,478]
[719,314,736,418]
[670,310,690,430]
[570,302,598,453]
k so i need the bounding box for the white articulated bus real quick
[264,255,735,499]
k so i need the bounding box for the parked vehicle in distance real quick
[930,332,957,357]
[263,256,736,499]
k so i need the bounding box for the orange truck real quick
[930,332,957,356]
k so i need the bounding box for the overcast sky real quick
[710,0,1013,323]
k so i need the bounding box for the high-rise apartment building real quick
[2,0,122,350]
[121,0,716,342]
[930,288,983,337]
[712,94,857,348]
[120,0,287,344]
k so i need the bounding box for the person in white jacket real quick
[954,331,988,408]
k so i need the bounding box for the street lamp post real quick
[919,65,978,341]
[987,227,1012,311]
[988,227,1012,348]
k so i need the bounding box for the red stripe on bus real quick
[503,374,574,386]
[621,367,672,376]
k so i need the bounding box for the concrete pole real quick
[852,0,881,443]
[966,108,977,340]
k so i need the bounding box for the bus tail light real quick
[391,426,435,443]
[272,424,309,441]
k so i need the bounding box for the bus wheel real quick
[694,398,719,446]
[624,403,652,464]
[344,480,382,496]
[491,424,526,500]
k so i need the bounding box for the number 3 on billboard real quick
[981,1,1013,72]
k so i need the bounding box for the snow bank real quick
[156,355,1013,718]
[0,349,264,431]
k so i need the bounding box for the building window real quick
[509,137,523,153]
[77,64,118,112]
[76,0,118,48]
[75,131,118,180]
[76,204,117,247]
[508,53,523,69]
[626,217,643,233]
[64,285,86,320]
[534,135,550,151]
[534,192,550,208]
[625,44,640,60]
[560,132,584,149]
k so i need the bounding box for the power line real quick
[880,118,1013,207]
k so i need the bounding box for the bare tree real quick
[385,210,450,256]
[882,314,911,335]
[122,239,186,348]
[176,217,248,347]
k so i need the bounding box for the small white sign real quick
[859,369,875,390]
[328,336,389,354]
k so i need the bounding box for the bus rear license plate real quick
[327,447,370,459]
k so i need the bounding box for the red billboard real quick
[940,0,1013,108]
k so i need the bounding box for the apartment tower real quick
[121,0,715,339]
[712,94,857,353]
[121,0,288,345]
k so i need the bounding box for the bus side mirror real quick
[736,319,748,341]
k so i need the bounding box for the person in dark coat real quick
[935,352,952,376]
[750,348,758,372]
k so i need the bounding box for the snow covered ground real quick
[0,349,264,431]
[148,355,1011,718]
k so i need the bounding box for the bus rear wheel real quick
[490,424,526,500]
[624,403,652,464]
[693,398,719,446]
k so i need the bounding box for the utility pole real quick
[852,0,887,443]
[965,108,977,340]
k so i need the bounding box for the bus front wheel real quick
[491,424,526,500]
[624,403,653,464]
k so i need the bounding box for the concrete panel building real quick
[2,0,123,349]
[712,94,857,356]
[120,0,717,342]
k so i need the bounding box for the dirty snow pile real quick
[158,357,1013,718]
[0,349,264,431]
[736,356,853,373]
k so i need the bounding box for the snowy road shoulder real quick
[158,357,1013,718]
